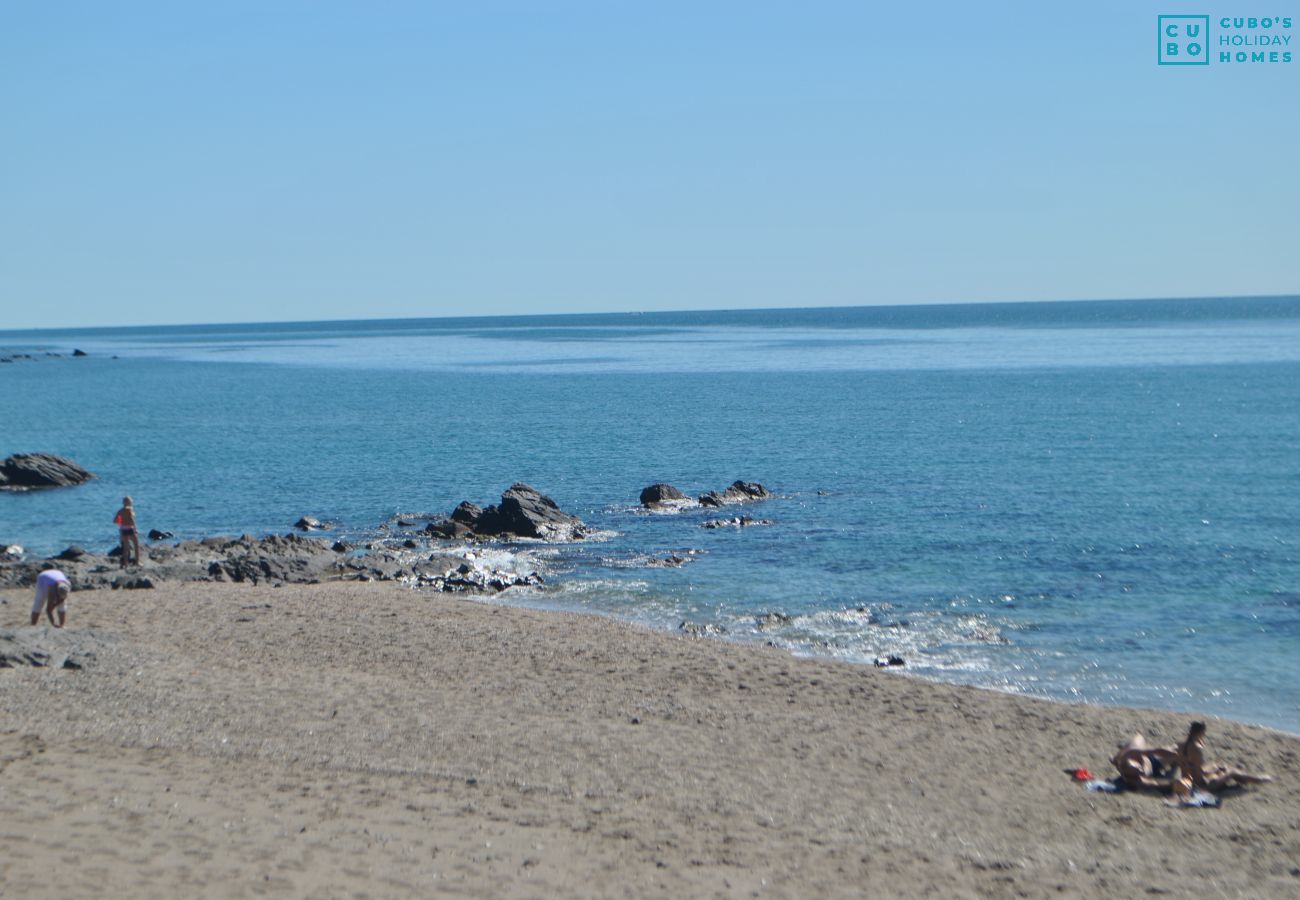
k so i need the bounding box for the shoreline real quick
[3,580,1298,897]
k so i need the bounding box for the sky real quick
[2,1,1298,328]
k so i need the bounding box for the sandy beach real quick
[1,581,1297,898]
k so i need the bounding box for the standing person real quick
[31,566,71,628]
[115,496,141,568]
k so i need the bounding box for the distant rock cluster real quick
[0,349,89,365]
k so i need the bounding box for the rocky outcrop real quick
[698,480,770,508]
[0,454,95,490]
[426,484,590,542]
[147,529,174,541]
[639,483,689,508]
[293,516,327,531]
[0,530,544,596]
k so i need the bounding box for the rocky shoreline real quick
[0,479,776,599]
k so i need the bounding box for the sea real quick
[2,296,1298,734]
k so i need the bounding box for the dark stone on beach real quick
[431,484,589,542]
[55,545,88,561]
[72,349,88,357]
[294,516,325,531]
[639,483,687,507]
[874,656,906,667]
[331,540,351,553]
[147,529,174,541]
[114,576,155,590]
[698,480,771,508]
[756,611,792,629]
[701,516,773,529]
[679,621,728,636]
[402,539,418,549]
[0,454,95,490]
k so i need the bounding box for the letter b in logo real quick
[1159,15,1211,65]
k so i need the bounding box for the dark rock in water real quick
[679,621,728,637]
[331,540,352,553]
[425,519,473,539]
[701,516,773,529]
[396,520,415,528]
[147,529,174,541]
[430,484,590,542]
[294,516,325,531]
[72,349,88,357]
[450,501,482,525]
[639,483,688,508]
[402,539,419,549]
[698,480,771,507]
[874,656,906,667]
[0,453,95,490]
[756,611,792,629]
[55,545,88,561]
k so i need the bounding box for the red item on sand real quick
[1072,768,1094,782]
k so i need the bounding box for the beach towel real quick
[1167,789,1220,809]
[1084,779,1120,793]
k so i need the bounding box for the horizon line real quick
[3,291,1299,336]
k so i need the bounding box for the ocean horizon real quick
[3,294,1298,734]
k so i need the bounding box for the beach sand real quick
[1,581,1297,898]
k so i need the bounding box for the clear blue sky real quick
[2,1,1297,327]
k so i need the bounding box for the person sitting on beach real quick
[1173,721,1272,796]
[31,566,71,628]
[115,496,141,568]
[1111,733,1181,790]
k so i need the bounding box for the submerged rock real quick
[679,621,728,637]
[147,529,174,541]
[293,516,326,531]
[701,516,773,529]
[755,611,793,629]
[0,454,95,490]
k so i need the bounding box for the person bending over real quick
[1111,733,1181,790]
[1175,721,1272,795]
[31,567,71,628]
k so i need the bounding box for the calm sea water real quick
[3,297,1298,733]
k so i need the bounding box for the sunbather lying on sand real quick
[1173,721,1273,796]
[1111,734,1181,790]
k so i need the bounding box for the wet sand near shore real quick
[2,581,1297,898]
